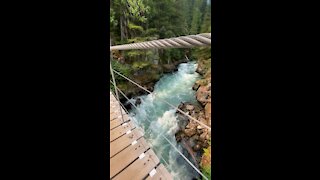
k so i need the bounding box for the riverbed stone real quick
[199,131,208,142]
[196,86,210,106]
[187,120,197,128]
[192,83,200,90]
[193,143,202,151]
[191,134,199,141]
[206,82,211,91]
[186,104,195,111]
[199,117,207,125]
[184,128,196,137]
[162,64,176,73]
[178,103,184,110]
[135,98,141,106]
[197,125,204,130]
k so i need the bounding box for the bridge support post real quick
[110,39,124,123]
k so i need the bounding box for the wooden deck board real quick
[112,149,160,180]
[110,115,130,129]
[110,138,150,178]
[110,128,143,158]
[110,118,123,129]
[110,111,128,121]
[110,120,135,142]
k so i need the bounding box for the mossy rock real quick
[204,68,211,79]
[200,145,211,179]
[132,61,151,70]
[196,79,208,86]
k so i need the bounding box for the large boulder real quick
[186,121,197,129]
[176,114,189,130]
[135,98,141,106]
[199,117,208,125]
[184,128,197,137]
[186,104,195,111]
[199,131,208,143]
[162,64,176,73]
[196,63,205,75]
[196,86,210,106]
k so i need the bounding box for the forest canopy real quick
[110,0,211,62]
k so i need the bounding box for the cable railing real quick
[110,33,211,180]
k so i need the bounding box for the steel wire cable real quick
[110,33,211,50]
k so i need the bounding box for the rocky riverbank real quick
[175,58,211,178]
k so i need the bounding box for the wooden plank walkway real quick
[110,92,173,180]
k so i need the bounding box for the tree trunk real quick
[120,9,126,58]
[120,16,124,42]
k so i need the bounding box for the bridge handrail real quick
[110,33,211,50]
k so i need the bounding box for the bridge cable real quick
[110,39,125,123]
[110,33,211,50]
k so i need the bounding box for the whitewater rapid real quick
[127,62,201,180]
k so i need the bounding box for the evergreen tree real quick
[190,0,203,34]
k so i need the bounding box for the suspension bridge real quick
[109,33,211,180]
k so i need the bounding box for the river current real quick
[127,61,201,180]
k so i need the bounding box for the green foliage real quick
[201,138,211,180]
[132,61,151,70]
[163,49,185,61]
[128,22,144,32]
[200,1,211,33]
[127,0,150,23]
[202,165,211,179]
[110,8,118,27]
[127,37,148,43]
[144,28,158,36]
[126,50,144,57]
[146,50,153,56]
[203,148,209,156]
[117,82,129,91]
[197,79,208,86]
[192,46,211,61]
[110,84,115,93]
[111,59,132,82]
[190,0,203,34]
